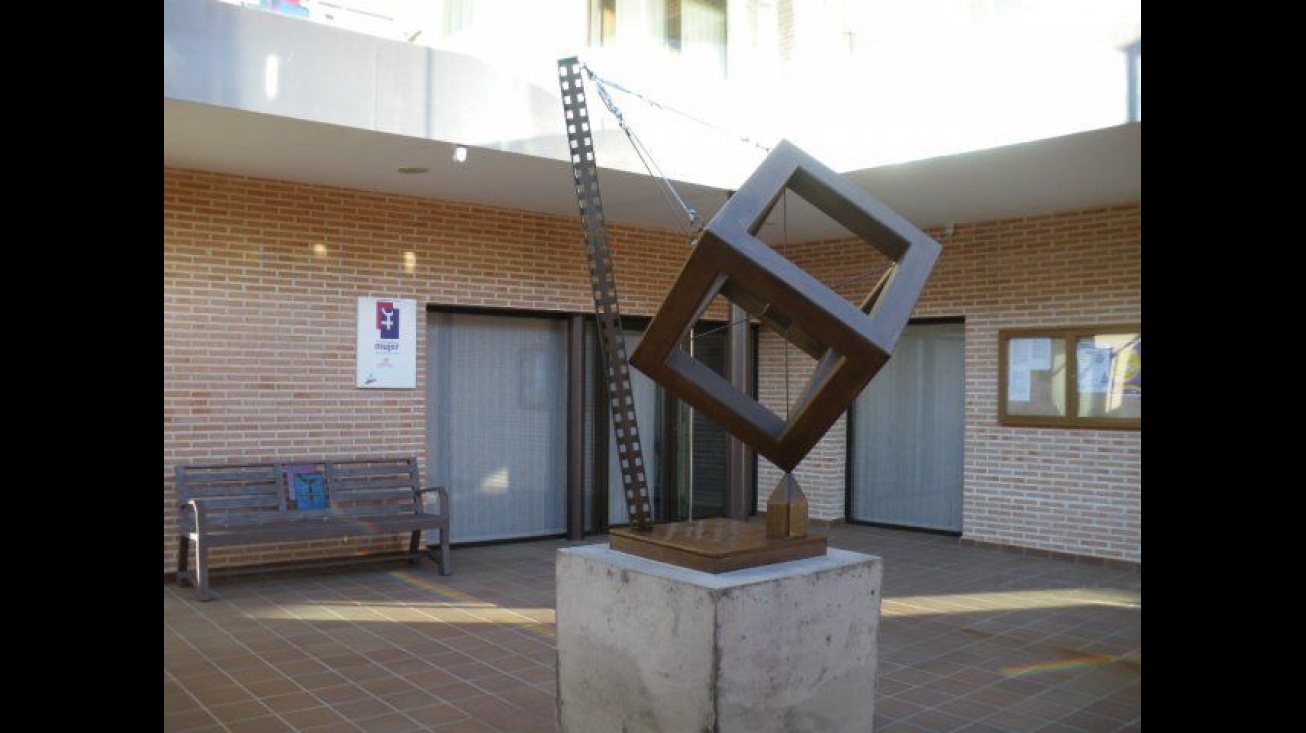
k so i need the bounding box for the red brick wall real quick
[757,205,1142,562]
[163,167,695,573]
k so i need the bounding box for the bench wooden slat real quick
[195,496,282,511]
[329,470,415,488]
[185,484,281,498]
[333,504,421,518]
[194,509,290,526]
[330,462,415,477]
[333,489,416,503]
[179,468,281,483]
[332,476,419,491]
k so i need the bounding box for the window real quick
[593,0,727,77]
[998,325,1140,429]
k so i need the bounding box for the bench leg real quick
[429,524,451,576]
[177,535,191,587]
[195,536,212,602]
[407,530,422,565]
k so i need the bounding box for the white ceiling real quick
[164,98,1140,242]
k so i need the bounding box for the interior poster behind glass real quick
[356,297,417,388]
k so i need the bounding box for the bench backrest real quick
[325,457,422,517]
[175,457,423,528]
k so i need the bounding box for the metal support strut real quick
[557,57,653,530]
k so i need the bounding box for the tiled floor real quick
[164,525,1140,732]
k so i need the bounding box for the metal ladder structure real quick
[557,57,653,530]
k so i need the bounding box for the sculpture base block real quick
[610,518,826,573]
[556,544,883,733]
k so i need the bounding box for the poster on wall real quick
[356,297,417,388]
[1076,342,1112,394]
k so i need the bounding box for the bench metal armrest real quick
[415,486,450,515]
[178,498,209,532]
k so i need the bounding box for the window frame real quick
[998,324,1141,430]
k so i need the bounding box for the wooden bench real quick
[175,456,450,601]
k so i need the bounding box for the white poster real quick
[357,297,417,388]
[1076,343,1112,394]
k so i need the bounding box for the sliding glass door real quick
[426,311,568,542]
[850,322,965,532]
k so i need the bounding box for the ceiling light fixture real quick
[452,145,468,164]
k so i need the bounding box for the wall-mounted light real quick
[312,243,328,257]
[403,251,417,274]
[452,145,468,164]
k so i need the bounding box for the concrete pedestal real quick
[556,544,883,733]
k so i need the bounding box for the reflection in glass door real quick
[591,322,736,529]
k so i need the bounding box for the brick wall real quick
[757,205,1142,563]
[163,167,696,573]
[165,166,1141,571]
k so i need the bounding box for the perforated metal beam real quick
[557,57,652,530]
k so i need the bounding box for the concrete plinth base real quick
[556,544,883,733]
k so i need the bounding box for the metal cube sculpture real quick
[630,140,941,473]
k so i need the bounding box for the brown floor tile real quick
[876,696,927,722]
[431,720,496,733]
[207,698,274,723]
[164,691,201,715]
[348,712,423,733]
[311,683,371,705]
[384,657,436,675]
[1053,708,1123,732]
[378,688,441,711]
[228,665,289,684]
[279,705,348,729]
[487,654,541,673]
[296,671,352,690]
[404,668,460,688]
[404,702,471,728]
[260,690,323,714]
[508,665,556,687]
[469,673,532,694]
[357,676,419,697]
[163,708,221,731]
[224,715,294,733]
[298,723,361,733]
[429,681,488,702]
[878,722,935,733]
[935,696,998,721]
[242,678,301,698]
[977,708,1047,732]
[331,697,394,722]
[903,707,972,731]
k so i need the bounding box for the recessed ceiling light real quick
[452,145,468,163]
[397,166,429,174]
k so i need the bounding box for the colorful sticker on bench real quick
[285,465,328,510]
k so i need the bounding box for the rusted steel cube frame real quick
[630,140,941,473]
